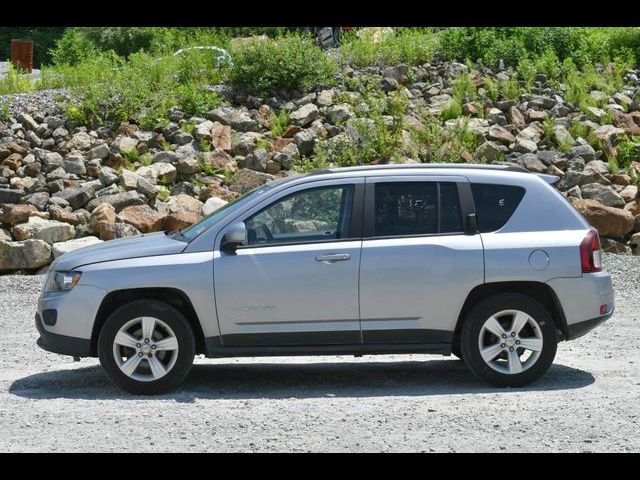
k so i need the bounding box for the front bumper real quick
[35,312,92,357]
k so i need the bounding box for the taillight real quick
[580,229,603,273]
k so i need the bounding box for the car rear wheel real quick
[98,300,195,395]
[460,293,557,387]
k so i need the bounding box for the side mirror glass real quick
[221,222,247,251]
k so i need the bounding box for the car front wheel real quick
[98,300,195,395]
[460,293,558,387]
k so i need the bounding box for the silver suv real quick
[35,164,615,394]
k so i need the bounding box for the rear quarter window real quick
[471,183,526,233]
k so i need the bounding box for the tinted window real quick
[373,182,426,236]
[440,182,463,233]
[471,183,525,233]
[245,185,354,246]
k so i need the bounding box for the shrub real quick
[0,64,34,95]
[340,27,438,67]
[617,137,640,169]
[229,35,337,93]
[483,76,499,102]
[270,109,290,138]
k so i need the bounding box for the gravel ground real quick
[0,254,639,452]
[0,88,70,118]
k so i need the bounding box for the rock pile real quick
[1,59,640,272]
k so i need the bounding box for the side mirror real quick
[221,222,247,252]
[464,213,479,235]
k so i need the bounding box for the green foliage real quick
[0,102,10,122]
[198,139,212,153]
[483,76,499,102]
[229,35,337,93]
[501,77,521,101]
[49,28,98,65]
[616,137,640,169]
[441,100,462,121]
[176,84,222,118]
[409,114,480,163]
[340,27,438,67]
[270,109,290,138]
[138,153,153,167]
[0,64,34,95]
[542,117,557,144]
[198,158,215,175]
[157,186,171,201]
[452,72,477,102]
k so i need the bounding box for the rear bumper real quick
[566,310,614,340]
[547,271,614,338]
[35,312,92,357]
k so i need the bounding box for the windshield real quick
[177,183,277,242]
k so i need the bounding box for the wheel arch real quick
[453,281,569,346]
[91,288,206,356]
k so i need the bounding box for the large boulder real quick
[571,198,635,238]
[12,217,76,244]
[0,187,25,204]
[0,204,38,225]
[289,104,319,127]
[580,183,626,208]
[229,169,275,194]
[0,239,51,272]
[206,107,258,132]
[158,194,203,216]
[202,196,228,216]
[52,236,103,259]
[117,205,166,233]
[86,191,145,213]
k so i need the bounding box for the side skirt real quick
[204,329,454,358]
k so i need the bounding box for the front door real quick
[214,179,364,346]
[359,176,484,346]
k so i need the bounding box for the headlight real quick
[46,271,82,292]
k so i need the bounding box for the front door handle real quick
[315,253,351,263]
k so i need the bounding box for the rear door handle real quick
[315,253,351,263]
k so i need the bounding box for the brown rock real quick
[6,142,28,156]
[2,153,22,170]
[208,148,237,172]
[268,137,294,152]
[0,204,38,225]
[202,182,240,202]
[89,203,117,233]
[508,106,526,128]
[462,102,479,116]
[571,198,635,238]
[24,162,41,177]
[118,205,165,233]
[163,211,201,231]
[611,173,631,186]
[625,200,640,217]
[526,110,547,122]
[97,222,141,240]
[611,109,640,135]
[211,121,232,151]
[282,125,302,138]
[257,105,272,129]
[487,125,516,144]
[48,206,80,226]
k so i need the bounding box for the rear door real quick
[359,175,484,346]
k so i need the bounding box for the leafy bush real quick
[617,137,640,169]
[340,28,438,67]
[270,109,290,138]
[0,64,34,95]
[229,36,337,94]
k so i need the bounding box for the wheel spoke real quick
[147,356,167,379]
[154,336,178,351]
[114,331,139,349]
[484,316,506,338]
[120,354,143,377]
[481,343,504,363]
[511,311,530,335]
[141,317,156,340]
[518,337,543,352]
[507,349,523,374]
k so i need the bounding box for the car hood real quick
[53,232,188,271]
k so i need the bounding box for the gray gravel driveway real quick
[0,254,639,452]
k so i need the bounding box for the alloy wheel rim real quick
[478,309,543,375]
[112,317,179,382]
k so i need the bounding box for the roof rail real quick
[307,163,529,175]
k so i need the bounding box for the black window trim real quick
[363,180,474,240]
[236,182,365,250]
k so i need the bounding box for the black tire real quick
[460,293,557,387]
[98,300,195,395]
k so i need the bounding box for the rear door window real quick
[471,183,525,233]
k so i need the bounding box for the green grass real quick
[270,109,290,138]
[0,64,34,95]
